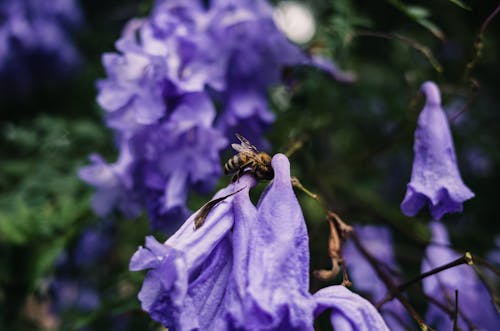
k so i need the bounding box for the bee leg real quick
[231,161,253,183]
[232,168,246,183]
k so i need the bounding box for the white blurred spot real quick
[273,1,316,44]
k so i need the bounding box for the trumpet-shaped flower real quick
[401,81,474,220]
[422,222,500,330]
[130,154,389,330]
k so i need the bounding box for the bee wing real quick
[235,133,259,153]
[231,143,249,153]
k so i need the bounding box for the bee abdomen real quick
[224,156,240,174]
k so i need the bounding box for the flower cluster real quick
[81,0,348,231]
[401,81,474,220]
[130,154,389,330]
[0,0,82,94]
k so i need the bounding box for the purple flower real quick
[343,226,410,330]
[0,0,81,94]
[401,81,474,220]
[84,0,350,229]
[50,279,100,313]
[79,139,142,219]
[313,286,392,331]
[130,154,389,330]
[422,222,500,330]
[50,220,115,314]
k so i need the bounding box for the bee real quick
[224,134,274,182]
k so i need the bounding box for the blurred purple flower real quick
[130,154,389,330]
[0,0,82,93]
[422,222,500,330]
[50,220,115,314]
[79,139,142,219]
[343,226,410,330]
[84,0,345,230]
[50,279,100,313]
[401,81,474,220]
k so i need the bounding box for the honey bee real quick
[224,134,274,182]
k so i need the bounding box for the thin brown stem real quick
[285,139,305,158]
[480,5,500,35]
[351,232,432,331]
[378,253,473,307]
[291,176,328,210]
[355,30,443,72]
[464,5,500,80]
[422,293,478,330]
[453,290,458,331]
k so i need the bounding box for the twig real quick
[285,138,305,158]
[453,290,458,331]
[377,253,473,307]
[351,232,432,331]
[464,5,500,80]
[422,293,478,330]
[291,176,328,210]
[354,30,443,72]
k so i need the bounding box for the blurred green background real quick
[0,0,498,330]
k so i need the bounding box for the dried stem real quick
[480,5,500,35]
[377,253,473,307]
[291,176,328,210]
[350,232,432,331]
[285,138,305,158]
[464,5,500,80]
[453,290,459,331]
[354,30,443,72]
[422,293,478,330]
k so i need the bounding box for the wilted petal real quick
[314,286,390,331]
[401,81,474,220]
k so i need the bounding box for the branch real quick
[350,232,432,331]
[354,30,443,73]
[377,253,473,307]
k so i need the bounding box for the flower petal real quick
[314,286,390,331]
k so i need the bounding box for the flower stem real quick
[350,232,432,331]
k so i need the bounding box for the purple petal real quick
[305,55,356,83]
[130,176,257,329]
[314,286,390,331]
[237,154,315,330]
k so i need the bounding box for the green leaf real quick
[386,0,445,40]
[448,0,471,10]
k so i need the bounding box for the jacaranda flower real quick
[130,154,389,330]
[0,0,82,94]
[79,139,142,219]
[401,81,474,220]
[343,225,410,330]
[83,0,347,230]
[422,222,500,330]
